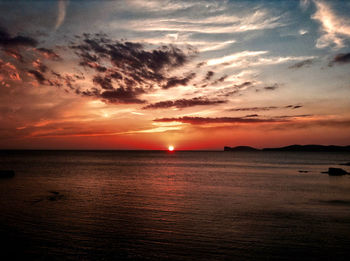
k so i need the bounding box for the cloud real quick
[234,81,252,88]
[119,126,182,134]
[99,87,146,104]
[35,48,61,60]
[299,29,308,35]
[64,33,198,103]
[55,0,69,30]
[0,59,21,84]
[199,40,236,52]
[71,33,196,86]
[312,0,350,49]
[93,75,113,90]
[143,97,227,109]
[162,73,196,89]
[27,70,46,84]
[228,105,302,112]
[285,105,303,109]
[215,81,255,97]
[264,84,279,91]
[289,59,314,69]
[0,27,37,47]
[207,50,314,68]
[1,31,199,105]
[207,51,268,66]
[32,59,48,73]
[300,0,311,11]
[4,49,23,62]
[204,71,214,81]
[153,116,287,125]
[210,75,228,85]
[124,7,284,35]
[329,52,350,66]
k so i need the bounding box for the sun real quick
[168,145,174,151]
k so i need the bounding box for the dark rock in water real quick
[339,162,350,166]
[298,170,309,173]
[0,170,15,178]
[326,168,348,176]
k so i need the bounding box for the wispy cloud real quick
[154,116,287,125]
[143,97,227,109]
[289,59,314,69]
[329,52,350,66]
[228,105,302,112]
[120,7,284,34]
[207,51,268,66]
[55,0,69,30]
[207,50,315,68]
[312,0,350,49]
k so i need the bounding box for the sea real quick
[1,150,350,260]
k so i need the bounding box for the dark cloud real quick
[330,53,350,66]
[289,59,313,69]
[0,59,21,83]
[0,27,37,47]
[32,59,48,73]
[154,116,287,125]
[228,104,302,112]
[4,49,23,62]
[6,32,198,105]
[273,114,312,119]
[71,34,195,86]
[211,75,227,85]
[196,62,206,68]
[264,84,278,91]
[143,97,227,109]
[285,105,302,109]
[163,73,196,89]
[100,87,146,104]
[217,81,254,97]
[35,48,61,61]
[69,33,197,103]
[79,60,107,72]
[235,81,252,88]
[204,71,214,81]
[229,106,277,112]
[109,71,122,80]
[93,75,113,90]
[48,71,84,91]
[27,70,46,84]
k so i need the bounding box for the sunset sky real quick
[1,0,350,150]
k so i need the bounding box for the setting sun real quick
[168,145,174,151]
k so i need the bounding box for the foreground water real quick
[1,150,350,260]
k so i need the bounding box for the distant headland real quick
[224,145,350,152]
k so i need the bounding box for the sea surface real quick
[1,150,350,260]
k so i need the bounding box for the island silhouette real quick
[224,145,350,152]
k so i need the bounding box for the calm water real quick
[1,150,350,260]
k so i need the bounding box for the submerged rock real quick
[0,170,15,178]
[324,167,348,176]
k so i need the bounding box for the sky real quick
[0,0,350,150]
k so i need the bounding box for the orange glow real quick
[168,145,174,151]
